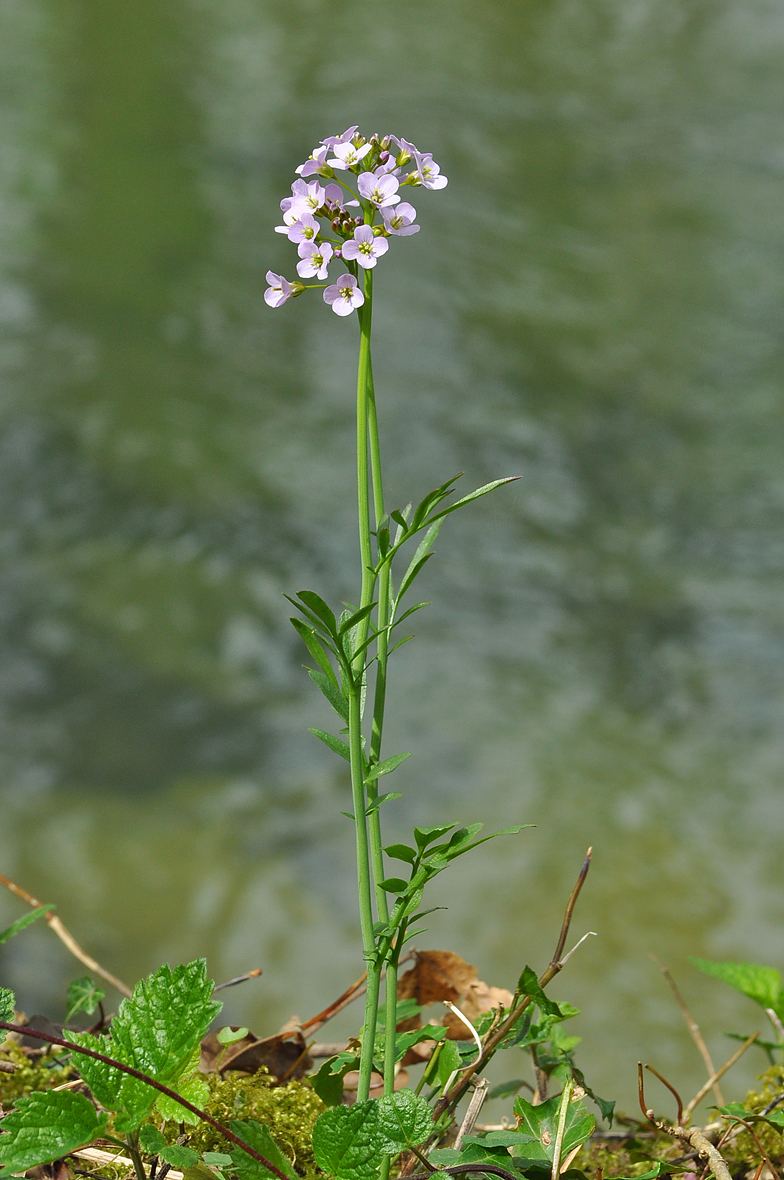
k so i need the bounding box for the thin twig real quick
[0,873,132,998]
[646,1114,732,1180]
[551,1078,574,1180]
[764,1008,784,1043]
[0,1021,290,1180]
[213,968,262,993]
[760,1090,784,1117]
[645,1063,684,1126]
[454,1078,489,1150]
[724,1116,778,1180]
[683,1031,759,1120]
[649,955,724,1106]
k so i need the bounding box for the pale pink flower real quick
[341,225,389,269]
[265,272,295,308]
[296,145,330,177]
[328,141,372,170]
[321,125,358,148]
[357,169,400,208]
[323,273,365,316]
[287,179,327,218]
[412,150,448,190]
[286,213,320,244]
[297,241,333,280]
[382,202,420,236]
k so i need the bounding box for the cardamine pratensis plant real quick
[266,126,523,1103]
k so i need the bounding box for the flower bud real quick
[380,136,391,151]
[378,150,389,165]
[355,217,364,226]
[331,217,342,233]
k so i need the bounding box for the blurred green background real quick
[1,0,784,1114]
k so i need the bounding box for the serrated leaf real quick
[309,728,351,762]
[162,1146,200,1168]
[111,959,222,1086]
[0,988,15,1023]
[365,753,411,781]
[139,1124,167,1154]
[312,1102,383,1180]
[0,905,54,947]
[376,1090,433,1151]
[0,1090,107,1173]
[690,958,781,1010]
[66,976,105,1024]
[67,1029,156,1132]
[290,619,339,686]
[296,591,338,637]
[230,1119,298,1180]
[383,844,417,864]
[308,670,350,722]
[516,966,562,1018]
[155,1066,209,1124]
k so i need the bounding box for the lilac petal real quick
[341,240,360,260]
[353,224,374,244]
[373,236,389,257]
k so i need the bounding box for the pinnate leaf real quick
[0,1090,107,1173]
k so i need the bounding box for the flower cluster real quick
[265,129,447,316]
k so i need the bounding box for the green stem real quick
[383,931,404,1096]
[125,1134,147,1180]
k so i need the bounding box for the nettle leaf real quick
[112,959,222,1086]
[155,1052,210,1124]
[516,967,563,1019]
[308,670,350,723]
[376,1090,433,1151]
[312,1102,383,1180]
[0,905,54,947]
[163,1146,200,1169]
[230,1119,297,1180]
[690,958,781,1011]
[365,753,411,782]
[309,728,351,762]
[0,988,15,1023]
[0,1090,107,1173]
[67,1030,156,1132]
[139,1124,167,1154]
[66,976,105,1023]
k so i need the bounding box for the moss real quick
[0,1044,75,1105]
[187,1068,325,1177]
[722,1066,784,1171]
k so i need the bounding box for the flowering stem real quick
[352,265,383,1102]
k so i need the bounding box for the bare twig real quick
[724,1116,778,1180]
[650,955,724,1106]
[647,1117,732,1180]
[454,1078,489,1150]
[764,1008,784,1043]
[683,1031,759,1120]
[0,873,132,998]
[760,1090,784,1117]
[213,968,262,993]
[645,1063,684,1126]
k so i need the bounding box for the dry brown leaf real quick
[397,950,513,1044]
[200,1027,312,1082]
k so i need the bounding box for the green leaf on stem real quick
[139,1124,167,1154]
[365,792,402,814]
[504,1094,594,1164]
[230,1119,298,1180]
[383,844,417,864]
[690,958,781,1011]
[307,670,350,722]
[432,1039,462,1088]
[65,976,106,1023]
[162,1145,200,1169]
[295,591,338,637]
[427,477,519,524]
[365,753,411,781]
[0,1091,108,1173]
[312,1101,383,1180]
[338,603,376,636]
[488,1079,527,1100]
[375,1090,433,1151]
[516,966,563,1018]
[290,619,340,686]
[0,905,54,947]
[378,878,409,894]
[309,729,351,762]
[414,824,456,850]
[67,1031,156,1131]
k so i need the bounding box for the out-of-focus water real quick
[1,0,784,1114]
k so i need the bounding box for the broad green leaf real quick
[204,1153,234,1167]
[389,1025,448,1064]
[217,1026,249,1045]
[433,1039,462,1088]
[378,878,409,894]
[67,1030,156,1131]
[414,824,456,850]
[429,1143,519,1172]
[383,844,417,865]
[0,988,15,1023]
[510,1095,594,1163]
[0,906,54,947]
[309,728,351,762]
[365,753,411,781]
[0,1090,107,1173]
[310,1058,348,1107]
[155,1067,209,1123]
[290,619,339,686]
[139,1124,167,1154]
[230,1120,297,1180]
[690,958,781,1010]
[375,1090,433,1151]
[311,1102,383,1180]
[162,1146,200,1168]
[296,591,338,637]
[66,977,105,1023]
[111,959,222,1086]
[516,967,563,1019]
[428,477,519,523]
[307,670,350,723]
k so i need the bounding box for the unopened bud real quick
[331,217,342,233]
[355,217,364,226]
[378,150,389,165]
[381,136,391,151]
